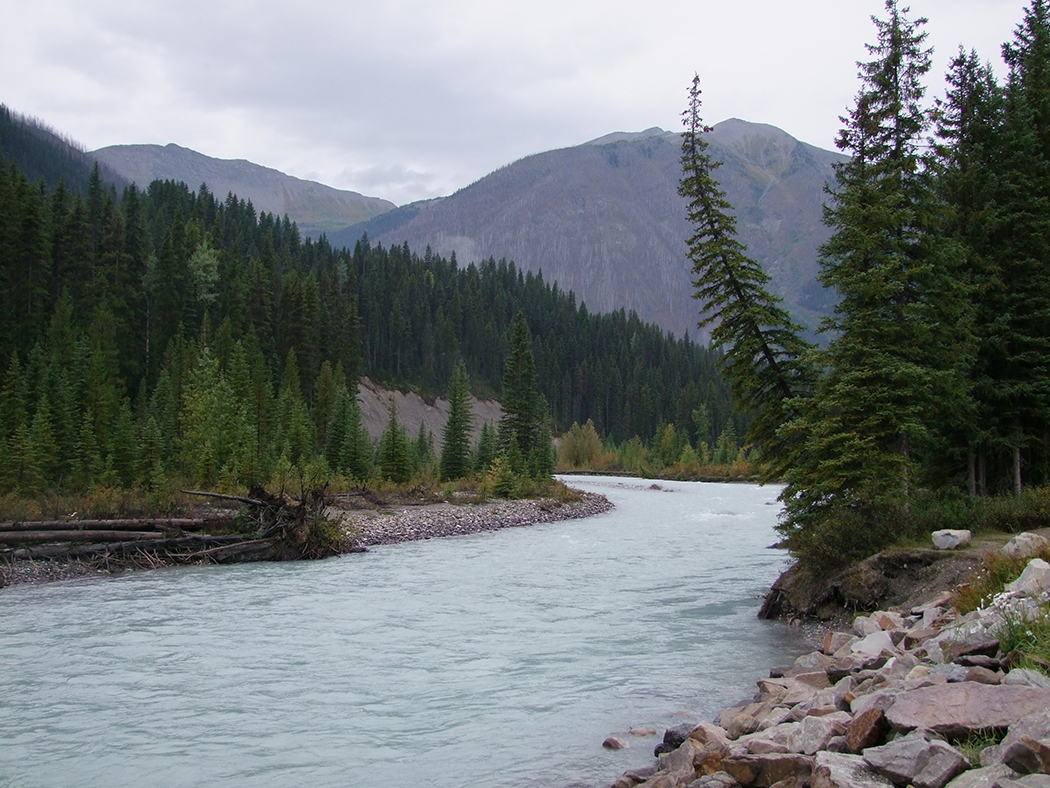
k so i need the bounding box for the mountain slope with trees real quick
[0,119,743,496]
[338,121,845,341]
[92,143,396,238]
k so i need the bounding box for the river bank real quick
[605,534,1050,788]
[0,492,614,590]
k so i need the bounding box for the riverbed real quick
[0,476,810,788]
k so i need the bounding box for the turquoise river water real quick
[0,476,810,787]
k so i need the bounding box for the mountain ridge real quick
[91,142,396,236]
[346,119,845,340]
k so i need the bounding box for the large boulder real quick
[812,751,896,788]
[885,683,1050,738]
[789,713,853,756]
[933,530,972,550]
[1005,559,1050,596]
[1002,533,1050,560]
[721,753,815,787]
[944,764,1021,788]
[862,731,970,788]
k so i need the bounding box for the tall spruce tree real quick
[678,74,813,478]
[498,310,549,476]
[440,360,474,481]
[779,0,972,561]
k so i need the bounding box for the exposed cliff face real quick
[91,143,395,236]
[358,120,846,340]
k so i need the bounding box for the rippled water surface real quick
[0,476,809,787]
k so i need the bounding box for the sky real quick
[0,0,1028,205]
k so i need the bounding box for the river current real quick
[0,476,809,788]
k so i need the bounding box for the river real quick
[0,476,809,788]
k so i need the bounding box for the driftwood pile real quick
[0,486,354,576]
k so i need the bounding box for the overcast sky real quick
[1,0,1027,205]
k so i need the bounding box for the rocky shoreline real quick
[0,492,615,589]
[605,539,1050,788]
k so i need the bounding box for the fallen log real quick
[0,519,218,533]
[181,490,266,507]
[0,530,165,545]
[6,534,260,562]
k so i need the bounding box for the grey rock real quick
[999,711,1050,755]
[1003,669,1050,690]
[789,712,852,756]
[852,631,897,657]
[885,683,1050,738]
[720,753,814,788]
[659,739,701,775]
[862,731,969,788]
[812,751,896,788]
[1001,741,1043,775]
[1005,559,1050,596]
[946,765,1022,788]
[933,530,972,549]
[1002,533,1050,560]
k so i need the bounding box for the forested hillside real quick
[0,149,740,494]
[0,104,126,197]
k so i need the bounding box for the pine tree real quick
[440,360,474,481]
[498,310,548,477]
[678,74,813,478]
[378,399,411,484]
[779,0,972,560]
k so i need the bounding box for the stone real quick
[729,716,765,741]
[944,634,1002,664]
[659,739,701,775]
[885,683,1050,738]
[789,712,852,756]
[632,727,660,737]
[958,655,1003,670]
[945,765,1022,788]
[851,689,902,719]
[1002,740,1043,775]
[862,731,970,788]
[1002,669,1050,689]
[638,770,693,788]
[995,778,1050,788]
[905,628,941,650]
[856,616,885,637]
[721,753,814,788]
[812,751,896,788]
[1005,559,1050,597]
[691,770,741,788]
[1020,735,1050,773]
[658,724,697,757]
[796,652,837,673]
[877,612,906,631]
[964,666,1003,685]
[749,739,791,755]
[852,631,897,657]
[826,632,857,656]
[604,736,631,750]
[999,711,1050,759]
[933,530,972,550]
[691,722,732,750]
[1002,533,1050,560]
[847,708,889,753]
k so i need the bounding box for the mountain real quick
[91,142,395,237]
[338,120,846,340]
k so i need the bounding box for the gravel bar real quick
[337,492,614,547]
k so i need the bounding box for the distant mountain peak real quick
[585,127,676,146]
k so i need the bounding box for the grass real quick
[954,728,1006,765]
